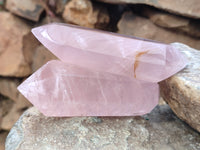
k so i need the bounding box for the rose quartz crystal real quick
[18,23,188,116]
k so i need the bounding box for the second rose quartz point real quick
[18,60,159,116]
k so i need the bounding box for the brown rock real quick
[62,0,110,29]
[6,106,200,150]
[0,97,28,131]
[0,78,32,108]
[0,97,14,130]
[39,15,64,26]
[97,0,200,19]
[117,12,200,50]
[0,12,39,77]
[0,131,9,150]
[141,8,200,38]
[32,45,58,73]
[6,0,44,21]
[160,43,200,132]
[52,0,69,14]
[0,79,20,102]
[1,103,24,130]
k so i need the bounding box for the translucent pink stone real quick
[18,23,188,116]
[18,60,159,116]
[32,23,188,82]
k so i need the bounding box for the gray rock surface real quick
[6,105,200,150]
[160,43,200,132]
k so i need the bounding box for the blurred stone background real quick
[0,0,200,149]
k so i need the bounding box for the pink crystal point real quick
[32,23,188,82]
[18,60,159,116]
[17,23,188,116]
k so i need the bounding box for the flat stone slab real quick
[6,105,200,150]
[160,43,200,132]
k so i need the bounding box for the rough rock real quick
[1,103,25,131]
[52,0,69,14]
[97,0,200,19]
[6,106,200,150]
[0,78,23,102]
[160,43,200,132]
[6,0,44,21]
[0,78,32,107]
[117,12,200,50]
[0,79,19,102]
[0,12,39,77]
[32,45,58,73]
[0,97,14,130]
[0,97,28,131]
[0,131,8,150]
[141,8,200,38]
[0,78,32,130]
[62,0,110,29]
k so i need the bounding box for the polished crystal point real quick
[18,23,188,116]
[32,23,188,82]
[18,60,159,116]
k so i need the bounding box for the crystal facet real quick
[18,23,188,116]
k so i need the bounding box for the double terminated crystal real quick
[18,23,188,116]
